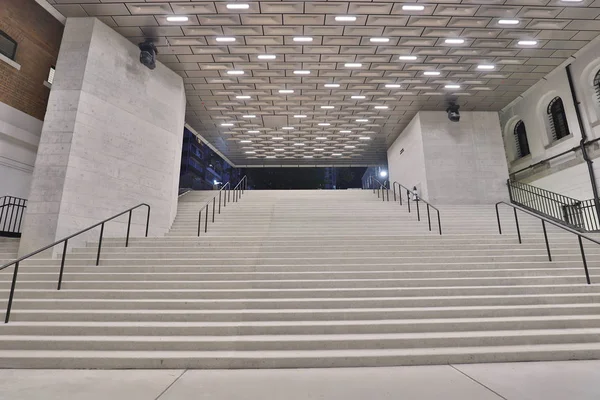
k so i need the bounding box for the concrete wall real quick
[500,37,600,200]
[19,18,185,255]
[386,114,429,199]
[387,111,509,204]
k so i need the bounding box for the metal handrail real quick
[197,182,230,236]
[232,175,248,203]
[365,176,390,201]
[1,202,150,323]
[0,196,27,236]
[392,181,442,235]
[495,201,598,284]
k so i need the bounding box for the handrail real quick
[197,182,230,236]
[392,181,442,235]
[0,196,27,236]
[232,175,248,203]
[495,201,598,284]
[1,202,151,323]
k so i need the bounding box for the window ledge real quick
[0,53,21,71]
[43,81,52,89]
[544,133,574,150]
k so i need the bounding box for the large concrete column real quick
[387,111,509,204]
[19,18,185,255]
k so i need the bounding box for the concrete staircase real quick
[1,189,600,368]
[0,237,19,265]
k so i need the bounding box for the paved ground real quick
[1,361,600,399]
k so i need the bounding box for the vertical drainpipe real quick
[565,63,600,221]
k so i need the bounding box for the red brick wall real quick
[0,0,64,121]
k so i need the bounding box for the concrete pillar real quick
[19,18,185,255]
[387,111,509,204]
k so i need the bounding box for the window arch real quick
[514,120,530,158]
[0,30,17,60]
[547,96,570,141]
[594,69,600,105]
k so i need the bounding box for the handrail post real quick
[541,220,552,261]
[125,210,132,247]
[495,203,502,234]
[212,197,216,223]
[145,206,150,237]
[5,261,19,323]
[416,200,420,221]
[197,210,202,236]
[513,208,522,244]
[393,185,397,202]
[205,204,209,233]
[426,204,431,231]
[578,236,591,284]
[407,190,411,213]
[96,222,104,266]
[218,191,222,214]
[57,240,68,290]
[437,210,442,235]
[386,188,389,202]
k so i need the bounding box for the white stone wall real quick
[0,101,42,199]
[386,114,429,199]
[19,18,185,255]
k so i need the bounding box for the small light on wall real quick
[380,170,388,178]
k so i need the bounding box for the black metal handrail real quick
[196,175,248,236]
[232,175,248,202]
[392,182,442,235]
[0,196,27,237]
[1,203,150,323]
[495,201,599,284]
[365,176,390,201]
[507,179,599,231]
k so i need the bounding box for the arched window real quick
[594,69,600,104]
[0,30,17,60]
[547,97,570,141]
[514,120,530,158]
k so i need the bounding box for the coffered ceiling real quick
[47,0,600,166]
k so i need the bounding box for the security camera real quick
[446,102,460,122]
[138,40,158,70]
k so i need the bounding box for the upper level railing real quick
[495,201,598,285]
[1,203,151,323]
[0,196,27,237]
[507,179,600,232]
[197,175,248,236]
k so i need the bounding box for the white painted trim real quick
[34,0,66,24]
[0,54,21,71]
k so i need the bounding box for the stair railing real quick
[365,176,390,201]
[232,175,248,202]
[1,203,151,323]
[0,196,27,237]
[495,201,599,285]
[392,182,442,235]
[196,176,247,236]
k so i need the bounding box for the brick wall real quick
[0,0,63,121]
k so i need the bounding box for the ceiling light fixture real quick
[374,106,388,109]
[370,38,390,43]
[227,70,244,75]
[477,64,495,70]
[345,63,363,68]
[240,140,252,143]
[272,137,284,140]
[324,83,340,88]
[385,84,401,88]
[498,19,520,25]
[282,127,294,130]
[236,95,250,99]
[359,137,371,140]
[221,123,234,126]
[304,155,313,158]
[294,70,311,75]
[166,16,189,22]
[266,156,276,159]
[332,153,342,156]
[445,84,461,89]
[248,130,259,133]
[402,5,425,10]
[293,37,313,42]
[258,54,276,60]
[294,115,307,118]
[226,3,250,9]
[518,40,538,46]
[314,148,324,151]
[316,137,327,140]
[423,71,441,76]
[294,143,305,146]
[245,151,255,154]
[345,145,356,149]
[321,105,334,109]
[274,148,285,151]
[445,38,465,44]
[216,37,236,42]
[242,115,256,118]
[279,89,294,94]
[340,130,352,133]
[351,95,366,99]
[356,119,368,122]
[335,16,357,21]
[318,123,331,126]
[399,55,418,61]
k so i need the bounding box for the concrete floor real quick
[1,361,600,400]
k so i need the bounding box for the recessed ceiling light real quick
[221,123,234,126]
[316,137,327,140]
[518,40,538,46]
[374,106,388,109]
[351,95,366,99]
[314,148,325,151]
[318,123,330,126]
[356,119,368,122]
[293,37,313,42]
[294,143,305,146]
[227,3,250,9]
[402,5,425,10]
[445,38,465,44]
[370,37,390,43]
[324,83,340,88]
[294,115,307,118]
[274,148,285,151]
[359,137,371,140]
[282,127,294,130]
[248,130,259,133]
[166,16,189,22]
[399,55,418,61]
[304,155,313,158]
[266,156,276,159]
[258,54,276,60]
[445,84,461,89]
[345,63,363,68]
[423,71,441,76]
[242,115,256,118]
[272,137,284,140]
[240,140,252,143]
[332,153,342,156]
[477,64,495,70]
[228,70,244,75]
[498,19,520,25]
[245,152,256,155]
[279,89,294,94]
[561,0,584,2]
[294,70,310,75]
[216,37,236,42]
[340,130,352,133]
[335,16,357,21]
[321,105,335,109]
[345,145,356,149]
[236,95,250,99]
[385,84,401,88]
